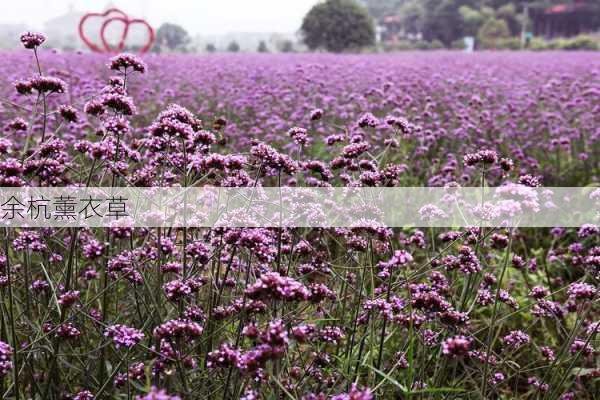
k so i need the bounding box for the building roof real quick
[545,1,588,15]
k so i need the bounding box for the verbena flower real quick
[109,53,147,74]
[105,324,145,349]
[502,330,530,349]
[135,387,180,400]
[20,31,46,49]
[0,340,13,377]
[58,105,78,123]
[442,335,471,358]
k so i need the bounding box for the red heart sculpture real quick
[101,17,155,54]
[78,8,155,54]
[79,8,127,52]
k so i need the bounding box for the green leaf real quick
[40,262,60,318]
[363,364,408,394]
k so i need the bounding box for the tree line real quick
[301,0,600,51]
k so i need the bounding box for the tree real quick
[398,0,426,35]
[278,40,295,53]
[257,40,269,53]
[301,0,375,52]
[227,41,240,52]
[362,0,409,21]
[478,17,510,48]
[459,5,486,36]
[155,23,191,51]
[497,3,520,35]
[420,0,478,47]
[205,43,216,53]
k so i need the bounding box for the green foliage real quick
[459,5,486,36]
[477,17,510,49]
[384,39,448,51]
[451,38,467,49]
[496,36,522,50]
[397,0,426,34]
[421,0,476,47]
[362,0,409,21]
[429,39,445,49]
[496,3,520,35]
[529,37,550,51]
[364,0,600,50]
[559,35,599,50]
[528,34,600,51]
[155,23,191,51]
[301,0,375,52]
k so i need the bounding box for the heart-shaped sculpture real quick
[101,17,155,54]
[78,8,155,54]
[78,8,127,52]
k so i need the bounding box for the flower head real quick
[502,330,530,349]
[58,105,78,123]
[105,324,145,349]
[135,387,180,400]
[20,31,46,49]
[442,335,471,358]
[109,53,147,74]
[0,340,13,377]
[30,76,67,94]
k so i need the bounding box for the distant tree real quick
[279,40,295,53]
[205,43,216,53]
[155,23,191,51]
[420,0,475,47]
[257,40,269,53]
[497,3,520,35]
[301,0,375,52]
[398,0,426,35]
[227,41,240,52]
[478,17,510,48]
[459,5,486,36]
[362,0,408,21]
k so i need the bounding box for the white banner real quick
[0,186,597,228]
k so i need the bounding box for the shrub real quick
[529,35,599,51]
[497,37,522,50]
[451,38,467,50]
[384,39,447,51]
[559,35,599,50]
[430,39,445,49]
[529,37,549,51]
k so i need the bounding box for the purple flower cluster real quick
[246,271,310,301]
[109,53,147,74]
[502,330,531,350]
[20,31,45,49]
[153,318,203,341]
[15,76,67,95]
[135,387,180,400]
[442,335,471,358]
[0,340,13,377]
[105,324,145,349]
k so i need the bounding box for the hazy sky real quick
[3,0,319,35]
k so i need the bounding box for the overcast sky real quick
[3,0,319,35]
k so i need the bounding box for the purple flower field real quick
[0,33,598,399]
